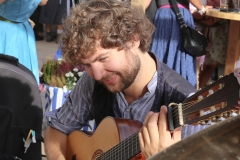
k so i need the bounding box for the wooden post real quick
[224,20,240,75]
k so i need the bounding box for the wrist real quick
[197,5,206,15]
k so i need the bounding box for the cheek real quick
[105,56,126,71]
[104,61,120,71]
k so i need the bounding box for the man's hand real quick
[44,127,67,160]
[39,0,48,6]
[138,106,181,158]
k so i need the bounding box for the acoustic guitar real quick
[66,72,240,160]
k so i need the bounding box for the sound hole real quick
[92,149,103,160]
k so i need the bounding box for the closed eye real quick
[99,57,107,62]
[83,63,91,68]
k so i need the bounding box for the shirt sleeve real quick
[45,72,95,135]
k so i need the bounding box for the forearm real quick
[189,0,204,10]
[145,0,152,9]
[39,0,48,6]
[44,126,67,160]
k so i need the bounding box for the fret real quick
[100,132,140,160]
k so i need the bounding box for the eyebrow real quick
[82,52,108,64]
[92,52,108,62]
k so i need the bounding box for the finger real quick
[141,112,154,145]
[140,112,160,158]
[146,112,160,144]
[158,106,172,141]
[143,111,154,126]
[138,130,144,149]
[172,127,182,143]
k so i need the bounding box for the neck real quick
[123,52,156,104]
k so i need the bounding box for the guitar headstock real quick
[168,72,240,131]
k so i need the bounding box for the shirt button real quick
[127,109,131,112]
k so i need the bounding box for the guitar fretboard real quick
[99,132,140,160]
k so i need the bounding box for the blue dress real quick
[150,7,197,87]
[0,0,41,84]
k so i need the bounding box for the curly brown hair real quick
[60,0,155,65]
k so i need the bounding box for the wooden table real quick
[206,9,240,75]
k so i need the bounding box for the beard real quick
[98,50,141,93]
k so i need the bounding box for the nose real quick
[88,63,104,81]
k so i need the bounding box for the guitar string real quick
[122,134,140,159]
[171,84,227,121]
[170,98,231,127]
[172,98,227,118]
[117,132,140,160]
[100,100,210,159]
[109,132,140,160]
[169,100,201,125]
[100,100,215,159]
[174,100,200,126]
[116,132,139,160]
[100,132,140,159]
[170,99,199,116]
[100,94,230,158]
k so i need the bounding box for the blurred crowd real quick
[0,0,229,97]
[35,0,228,88]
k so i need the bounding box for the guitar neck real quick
[168,72,240,131]
[100,132,140,160]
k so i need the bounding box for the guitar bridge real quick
[168,103,184,132]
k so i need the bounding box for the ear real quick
[131,34,141,49]
[133,39,140,49]
[124,34,140,50]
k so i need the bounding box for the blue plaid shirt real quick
[46,69,207,137]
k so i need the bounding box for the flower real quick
[40,59,84,90]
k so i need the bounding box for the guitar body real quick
[67,73,240,160]
[67,117,143,160]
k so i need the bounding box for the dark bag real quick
[0,54,43,160]
[170,0,208,57]
[181,26,208,57]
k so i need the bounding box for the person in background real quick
[43,0,204,159]
[39,0,67,43]
[30,5,44,41]
[150,0,211,88]
[0,0,48,84]
[192,0,229,88]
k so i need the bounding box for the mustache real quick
[99,73,117,82]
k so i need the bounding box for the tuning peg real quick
[200,109,205,117]
[207,81,213,85]
[231,112,238,117]
[205,119,210,125]
[211,115,224,122]
[218,75,223,79]
[223,111,234,118]
[223,112,229,117]
[211,116,217,122]
[207,120,212,125]
[198,96,204,102]
[199,120,206,125]
[229,110,238,117]
[207,89,214,97]
[198,119,210,125]
[217,116,225,121]
[210,106,216,112]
